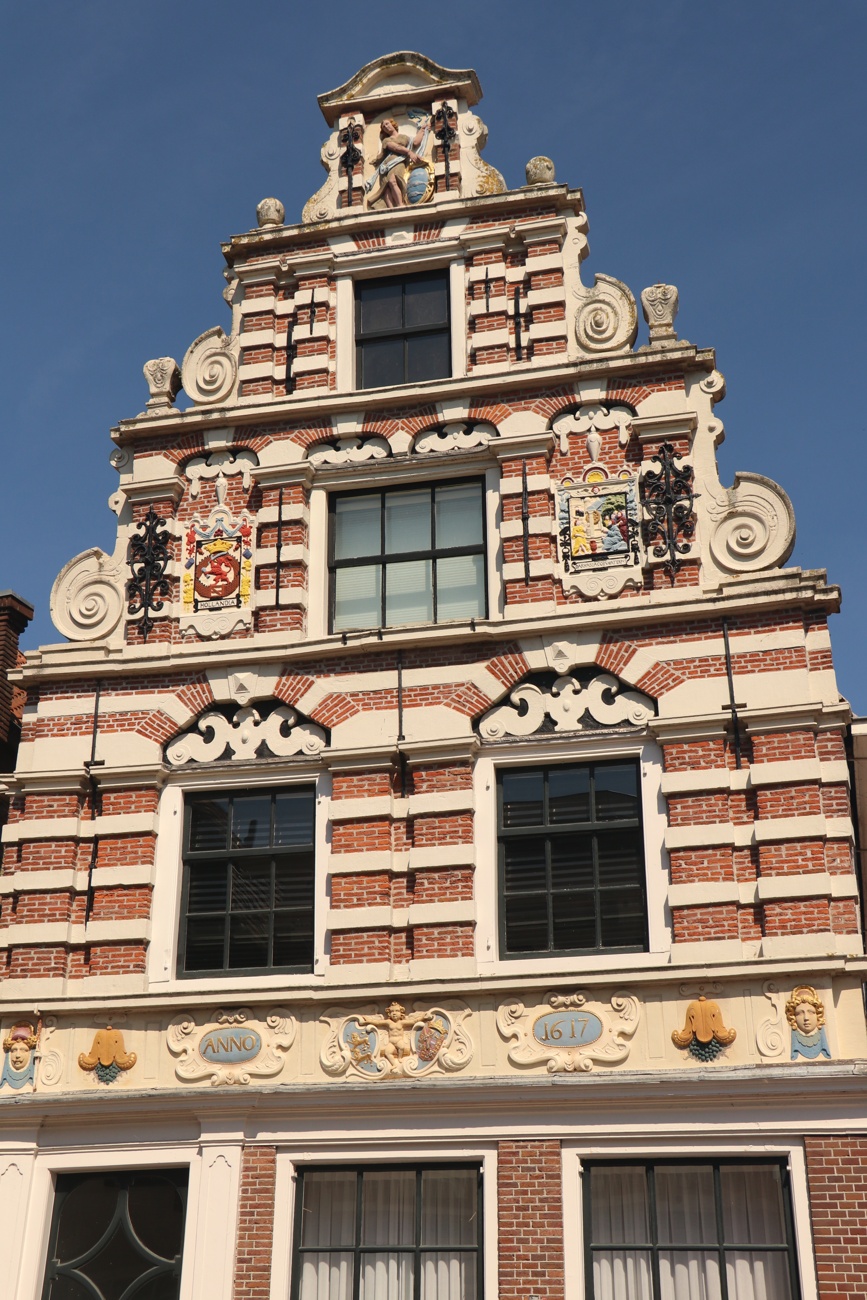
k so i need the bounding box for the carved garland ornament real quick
[479,673,654,741]
[672,995,736,1062]
[321,1001,473,1080]
[167,1008,296,1086]
[414,420,498,454]
[497,992,640,1072]
[166,703,326,766]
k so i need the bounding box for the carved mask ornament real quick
[785,986,831,1061]
[1,1021,38,1090]
[672,996,736,1062]
[79,1026,136,1084]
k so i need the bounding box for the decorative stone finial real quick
[641,283,680,347]
[142,358,181,415]
[256,197,285,228]
[525,155,556,186]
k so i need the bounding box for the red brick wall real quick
[233,1145,277,1300]
[805,1135,867,1299]
[498,1140,564,1300]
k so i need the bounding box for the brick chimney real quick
[0,590,33,773]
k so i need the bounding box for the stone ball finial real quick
[525,156,556,186]
[256,197,285,228]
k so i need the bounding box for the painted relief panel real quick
[182,507,253,636]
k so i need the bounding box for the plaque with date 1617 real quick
[532,1010,603,1047]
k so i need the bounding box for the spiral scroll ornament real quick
[50,547,125,642]
[181,327,238,406]
[574,273,638,355]
[708,472,795,575]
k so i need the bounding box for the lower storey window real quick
[293,1166,481,1300]
[584,1160,799,1299]
[42,1168,188,1300]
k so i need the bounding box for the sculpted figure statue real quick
[364,1001,432,1071]
[786,986,831,1060]
[366,117,431,208]
[1,1021,38,1089]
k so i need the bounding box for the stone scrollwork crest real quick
[573,273,638,356]
[50,544,126,642]
[497,992,640,1072]
[413,421,498,455]
[182,326,239,407]
[755,981,786,1059]
[707,472,795,575]
[166,702,327,766]
[185,449,259,500]
[320,1001,473,1080]
[552,403,632,459]
[460,113,506,197]
[307,436,391,467]
[303,135,342,224]
[167,1008,296,1086]
[479,672,654,741]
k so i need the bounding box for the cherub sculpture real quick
[786,986,831,1060]
[363,1001,433,1073]
[0,1021,38,1090]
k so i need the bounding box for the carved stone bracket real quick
[307,436,391,466]
[413,421,498,454]
[478,672,654,741]
[320,1001,473,1080]
[707,471,795,574]
[497,992,640,1072]
[167,1008,295,1086]
[573,273,637,355]
[166,703,327,766]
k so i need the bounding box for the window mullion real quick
[414,1168,423,1300]
[353,1171,364,1300]
[648,1164,664,1300]
[713,1163,731,1300]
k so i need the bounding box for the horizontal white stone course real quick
[407,844,474,869]
[327,901,474,931]
[660,759,849,794]
[2,812,158,844]
[0,864,155,894]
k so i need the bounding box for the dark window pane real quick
[404,273,449,329]
[45,1279,92,1300]
[548,767,591,823]
[501,770,544,827]
[81,1223,150,1300]
[599,887,646,948]
[272,912,313,967]
[594,764,639,820]
[186,864,227,914]
[596,832,644,889]
[127,1174,186,1260]
[274,793,315,847]
[550,837,593,891]
[231,796,271,849]
[358,279,404,334]
[503,840,546,893]
[551,893,597,951]
[274,854,315,907]
[184,917,225,971]
[504,893,548,953]
[231,861,272,912]
[134,1278,183,1300]
[406,331,450,383]
[228,913,270,968]
[188,798,228,852]
[55,1174,118,1261]
[360,337,404,389]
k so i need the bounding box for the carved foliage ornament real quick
[167,1008,295,1086]
[672,996,736,1062]
[321,1001,473,1080]
[497,992,640,1073]
[479,672,654,741]
[79,1026,136,1084]
[166,702,326,766]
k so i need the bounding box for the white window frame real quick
[562,1138,817,1300]
[334,255,467,396]
[17,1140,243,1300]
[270,1142,498,1300]
[147,768,331,993]
[474,734,671,977]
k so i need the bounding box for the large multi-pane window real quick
[497,760,646,958]
[292,1166,481,1300]
[583,1160,800,1300]
[330,482,486,632]
[355,270,451,390]
[179,787,315,976]
[41,1168,188,1300]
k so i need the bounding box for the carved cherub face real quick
[8,1040,30,1070]
[386,1002,405,1022]
[3,1024,36,1071]
[794,1001,819,1035]
[785,986,824,1034]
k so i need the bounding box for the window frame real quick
[177,784,317,980]
[328,478,488,634]
[496,757,648,961]
[581,1157,802,1300]
[354,268,452,391]
[289,1162,484,1300]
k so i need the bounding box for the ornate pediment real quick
[477,671,655,741]
[165,701,327,766]
[317,52,482,125]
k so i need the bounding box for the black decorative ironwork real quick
[338,119,364,208]
[484,267,491,313]
[126,505,171,640]
[432,102,458,191]
[521,461,531,584]
[513,285,523,360]
[640,442,696,583]
[721,617,747,770]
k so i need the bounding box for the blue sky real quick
[3,1,866,705]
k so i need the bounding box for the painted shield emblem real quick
[416,1017,448,1063]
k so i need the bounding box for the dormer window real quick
[355,269,450,389]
